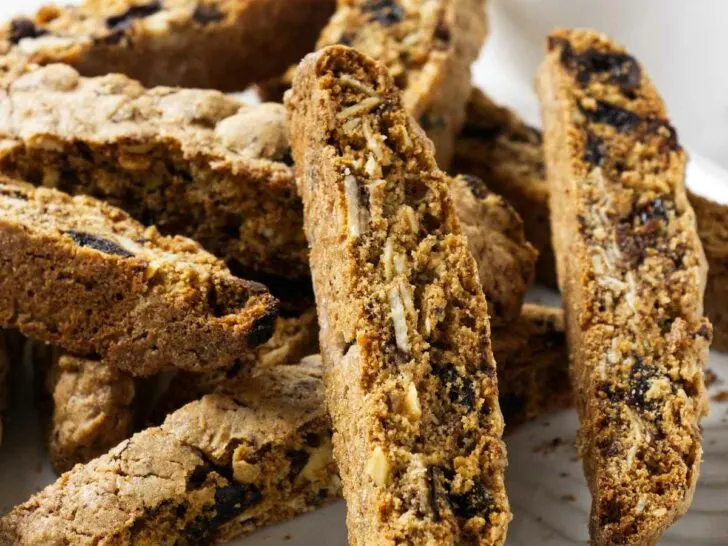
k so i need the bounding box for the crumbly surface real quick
[0,63,307,277]
[43,353,136,474]
[0,178,278,376]
[0,359,339,545]
[686,192,728,351]
[315,0,487,167]
[452,88,555,286]
[538,29,711,545]
[450,174,536,322]
[493,304,571,427]
[0,0,334,91]
[287,46,510,545]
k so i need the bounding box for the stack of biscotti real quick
[538,28,710,544]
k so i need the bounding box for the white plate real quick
[0,1,727,544]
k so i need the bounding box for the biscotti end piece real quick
[316,0,488,167]
[453,88,556,286]
[0,0,335,90]
[687,191,728,351]
[0,358,339,545]
[0,179,278,376]
[538,29,711,545]
[0,63,308,278]
[43,353,135,474]
[287,45,510,545]
[450,174,537,321]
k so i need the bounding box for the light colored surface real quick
[0,0,727,544]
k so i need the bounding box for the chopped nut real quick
[404,383,422,418]
[232,459,261,484]
[336,97,382,121]
[389,284,410,353]
[338,74,377,96]
[17,35,78,55]
[366,446,390,486]
[344,174,362,237]
[298,437,334,483]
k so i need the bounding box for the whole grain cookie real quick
[287,45,510,544]
[0,178,278,376]
[538,29,711,545]
[313,0,488,167]
[0,0,335,90]
[0,359,340,545]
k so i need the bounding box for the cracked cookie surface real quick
[0,359,339,545]
[314,0,487,167]
[0,178,278,376]
[538,29,710,545]
[0,0,334,90]
[287,45,510,545]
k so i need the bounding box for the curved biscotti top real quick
[0,62,295,190]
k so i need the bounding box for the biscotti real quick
[0,358,340,545]
[288,45,510,544]
[43,352,136,474]
[0,0,335,91]
[314,0,487,167]
[0,178,278,376]
[0,63,307,278]
[452,88,554,286]
[493,304,570,426]
[538,29,711,545]
[685,192,728,351]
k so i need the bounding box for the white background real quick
[0,1,727,544]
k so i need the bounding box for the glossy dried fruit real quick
[65,230,133,258]
[9,18,46,44]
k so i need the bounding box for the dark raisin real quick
[106,1,162,31]
[98,29,127,45]
[637,197,668,224]
[65,231,134,258]
[362,0,404,26]
[434,365,475,410]
[599,499,623,525]
[193,4,224,25]
[213,484,262,524]
[574,50,641,90]
[188,463,212,490]
[279,148,294,166]
[449,481,494,519]
[434,20,450,44]
[695,323,712,340]
[9,18,46,44]
[460,174,490,199]
[181,516,210,543]
[175,504,188,518]
[583,101,641,132]
[498,394,527,422]
[287,450,310,478]
[583,132,606,166]
[246,312,277,347]
[645,119,680,151]
[547,35,570,53]
[628,358,657,410]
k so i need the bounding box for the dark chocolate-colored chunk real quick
[583,101,641,133]
[246,312,277,347]
[461,174,490,200]
[627,358,658,410]
[193,4,225,25]
[106,1,162,31]
[212,484,262,524]
[449,481,495,519]
[362,0,404,26]
[434,365,475,410]
[65,231,134,258]
[583,132,606,166]
[434,20,451,44]
[9,18,47,44]
[279,148,295,167]
[637,197,668,224]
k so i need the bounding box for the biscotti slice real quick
[686,192,728,351]
[0,63,307,277]
[0,358,339,545]
[452,88,554,286]
[42,352,136,474]
[538,29,711,545]
[493,304,570,427]
[315,0,487,167]
[0,178,278,376]
[0,0,334,90]
[287,46,510,544]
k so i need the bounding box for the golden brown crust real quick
[0,0,335,91]
[538,28,710,545]
[0,178,278,376]
[287,45,510,545]
[0,359,339,545]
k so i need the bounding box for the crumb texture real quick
[538,29,710,545]
[0,178,278,376]
[0,0,335,90]
[0,360,339,546]
[287,45,510,545]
